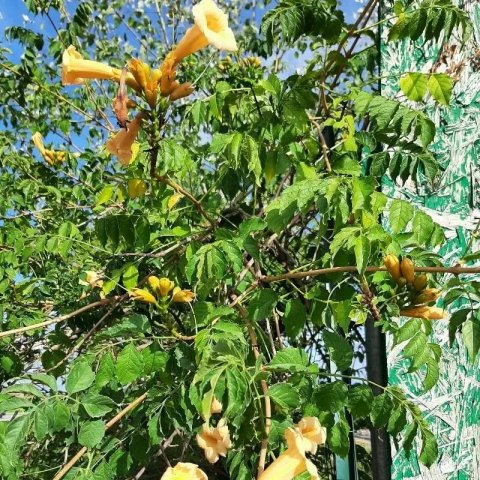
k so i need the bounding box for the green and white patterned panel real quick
[382,1,480,479]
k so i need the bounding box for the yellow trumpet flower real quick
[196,419,232,463]
[296,417,327,454]
[105,112,146,166]
[79,270,104,289]
[129,288,157,304]
[259,427,321,480]
[400,306,446,320]
[384,254,401,282]
[61,45,140,91]
[160,462,208,480]
[210,396,223,414]
[32,132,65,165]
[160,52,177,96]
[172,0,237,63]
[172,287,196,303]
[170,82,195,101]
[158,278,175,297]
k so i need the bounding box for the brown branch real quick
[0,298,116,339]
[261,265,480,283]
[52,393,148,480]
[309,117,332,172]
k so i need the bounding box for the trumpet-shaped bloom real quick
[210,396,223,414]
[259,428,320,480]
[130,288,157,304]
[400,306,446,319]
[170,82,195,101]
[296,417,327,454]
[172,287,196,303]
[32,132,65,165]
[196,418,232,463]
[158,278,175,297]
[62,46,140,90]
[105,112,146,166]
[79,270,104,289]
[172,0,237,63]
[160,462,208,480]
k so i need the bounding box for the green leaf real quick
[427,73,453,106]
[243,135,261,186]
[387,405,407,436]
[247,289,278,322]
[116,344,144,385]
[329,417,350,457]
[284,299,306,339]
[354,235,370,274]
[370,393,394,428]
[347,385,374,418]
[389,199,414,233]
[65,361,95,395]
[323,331,353,371]
[268,383,300,411]
[462,316,480,363]
[78,420,105,448]
[33,408,49,441]
[95,185,114,207]
[29,373,58,393]
[419,428,438,467]
[399,73,428,102]
[269,348,309,372]
[314,381,348,413]
[96,352,115,389]
[82,393,115,418]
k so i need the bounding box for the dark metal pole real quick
[365,317,392,480]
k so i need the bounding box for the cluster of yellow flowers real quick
[32,132,66,165]
[384,254,445,319]
[58,0,237,167]
[159,416,326,480]
[130,276,195,306]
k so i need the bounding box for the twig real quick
[52,393,148,480]
[232,300,271,478]
[261,265,480,283]
[0,298,116,339]
[309,117,332,172]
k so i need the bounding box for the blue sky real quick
[0,0,361,59]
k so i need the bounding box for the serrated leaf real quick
[329,417,350,457]
[269,348,309,372]
[78,420,105,448]
[370,393,394,428]
[323,331,353,371]
[116,344,144,385]
[284,299,306,339]
[399,73,428,102]
[247,289,278,322]
[82,393,115,418]
[269,383,300,411]
[462,316,480,363]
[389,199,414,233]
[419,428,438,467]
[354,235,370,274]
[347,385,374,418]
[427,73,453,106]
[66,361,95,395]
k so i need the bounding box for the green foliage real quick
[0,0,474,477]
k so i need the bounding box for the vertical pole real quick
[365,317,391,480]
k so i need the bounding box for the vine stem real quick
[232,299,271,478]
[52,393,148,480]
[260,265,480,283]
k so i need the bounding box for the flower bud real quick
[158,278,175,297]
[413,288,441,305]
[400,305,446,320]
[413,274,428,291]
[400,257,415,283]
[384,254,401,281]
[147,275,160,292]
